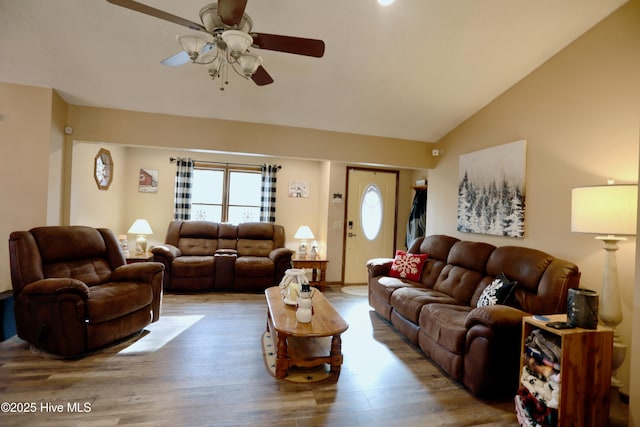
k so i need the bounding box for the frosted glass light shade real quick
[221,30,252,53]
[238,53,262,75]
[177,34,209,58]
[571,184,638,236]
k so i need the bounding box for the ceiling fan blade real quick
[106,0,206,32]
[161,51,190,67]
[161,44,215,67]
[217,0,248,27]
[251,33,325,58]
[251,66,274,86]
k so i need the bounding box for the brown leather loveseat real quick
[367,235,580,398]
[9,226,164,357]
[151,221,293,292]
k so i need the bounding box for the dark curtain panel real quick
[406,188,427,248]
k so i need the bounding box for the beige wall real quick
[47,91,67,226]
[66,105,436,170]
[2,81,427,292]
[69,142,128,231]
[68,142,420,283]
[0,83,57,293]
[429,0,639,415]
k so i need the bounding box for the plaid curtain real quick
[174,158,194,220]
[260,164,280,223]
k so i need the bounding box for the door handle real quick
[348,232,357,237]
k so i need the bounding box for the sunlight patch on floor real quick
[118,315,204,355]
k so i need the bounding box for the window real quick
[191,164,261,224]
[361,184,383,240]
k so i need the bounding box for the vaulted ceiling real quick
[0,0,627,142]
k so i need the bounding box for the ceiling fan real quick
[106,0,325,89]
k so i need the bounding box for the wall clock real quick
[94,148,113,190]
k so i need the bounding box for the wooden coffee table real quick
[264,286,349,379]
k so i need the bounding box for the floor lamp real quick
[571,183,637,389]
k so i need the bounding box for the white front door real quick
[343,168,398,284]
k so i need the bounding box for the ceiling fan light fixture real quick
[198,49,219,66]
[238,53,263,76]
[105,0,324,89]
[206,55,223,78]
[221,30,253,55]
[177,34,209,60]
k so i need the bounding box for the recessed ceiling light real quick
[378,0,395,5]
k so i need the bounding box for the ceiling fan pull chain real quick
[219,59,227,91]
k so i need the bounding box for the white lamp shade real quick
[294,225,315,240]
[221,30,252,53]
[177,34,209,56]
[571,184,638,236]
[238,53,262,75]
[128,219,153,235]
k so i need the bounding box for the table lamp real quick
[294,225,314,259]
[128,219,153,255]
[571,182,637,388]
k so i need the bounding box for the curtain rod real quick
[169,157,281,169]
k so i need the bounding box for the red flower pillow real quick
[389,250,429,281]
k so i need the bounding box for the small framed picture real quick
[138,168,158,193]
[289,181,309,198]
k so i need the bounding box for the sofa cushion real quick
[419,303,473,355]
[87,282,153,323]
[237,239,275,257]
[477,273,517,307]
[390,287,458,324]
[178,238,218,256]
[370,276,409,304]
[174,222,220,255]
[410,235,459,263]
[432,241,496,304]
[235,256,274,277]
[44,258,113,287]
[172,256,215,277]
[389,250,429,281]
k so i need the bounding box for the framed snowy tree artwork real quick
[457,140,526,238]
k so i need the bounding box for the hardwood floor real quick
[0,286,517,426]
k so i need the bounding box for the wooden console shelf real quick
[518,314,613,427]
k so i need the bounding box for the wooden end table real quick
[125,252,154,264]
[291,258,328,290]
[264,286,348,379]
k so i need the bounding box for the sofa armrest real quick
[111,262,164,322]
[151,244,181,261]
[464,304,528,331]
[111,262,164,282]
[269,247,294,263]
[367,258,394,277]
[21,278,90,299]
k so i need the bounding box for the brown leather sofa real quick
[367,235,580,398]
[9,226,164,357]
[151,221,294,292]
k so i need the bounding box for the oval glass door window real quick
[361,184,383,240]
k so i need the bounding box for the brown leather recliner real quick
[151,221,294,292]
[9,226,164,357]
